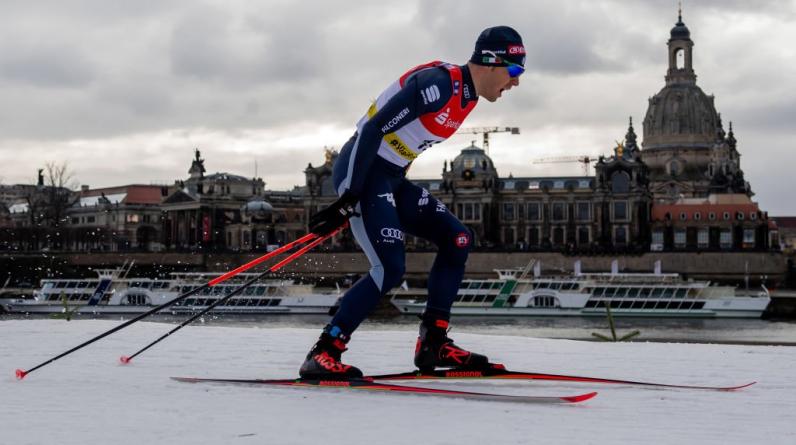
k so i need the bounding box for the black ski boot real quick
[414,316,490,373]
[299,326,363,380]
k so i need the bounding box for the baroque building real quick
[641,12,750,201]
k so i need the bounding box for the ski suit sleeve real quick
[340,67,453,197]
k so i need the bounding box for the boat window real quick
[507,295,518,305]
[642,301,655,309]
[614,288,628,298]
[52,282,65,289]
[662,288,674,298]
[603,288,617,298]
[255,287,267,296]
[491,282,502,289]
[680,301,693,310]
[620,300,633,309]
[466,282,479,289]
[667,301,681,310]
[585,300,598,308]
[675,288,688,298]
[81,294,91,301]
[473,295,486,303]
[248,299,258,306]
[69,294,81,301]
[536,282,549,289]
[533,296,556,307]
[269,299,281,306]
[477,282,490,289]
[459,282,469,289]
[550,282,562,290]
[462,295,474,302]
[77,281,90,288]
[592,287,604,297]
[257,299,269,306]
[636,288,649,298]
[692,302,705,310]
[243,287,256,296]
[484,295,496,303]
[185,299,195,305]
[627,288,640,298]
[651,288,664,298]
[631,301,644,309]
[610,301,621,308]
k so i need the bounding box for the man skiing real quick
[301,26,525,379]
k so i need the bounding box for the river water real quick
[7,313,793,345]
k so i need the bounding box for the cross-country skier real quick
[301,26,525,378]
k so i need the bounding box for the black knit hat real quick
[470,26,525,67]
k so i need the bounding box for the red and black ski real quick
[171,376,597,404]
[366,366,756,391]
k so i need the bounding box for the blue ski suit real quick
[330,62,479,336]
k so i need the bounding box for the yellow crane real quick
[457,127,520,154]
[533,155,597,176]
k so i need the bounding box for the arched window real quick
[611,171,630,194]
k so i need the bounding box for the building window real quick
[71,217,79,224]
[679,212,687,221]
[674,228,686,248]
[723,212,731,221]
[527,202,541,221]
[615,226,628,245]
[87,216,96,223]
[576,202,591,222]
[709,212,716,221]
[736,212,745,221]
[528,227,540,246]
[126,214,140,223]
[613,201,628,221]
[698,228,709,249]
[457,203,481,222]
[651,229,664,251]
[552,202,566,222]
[552,227,565,245]
[503,227,515,245]
[743,229,755,247]
[577,226,590,245]
[669,160,681,176]
[750,212,758,221]
[720,229,732,249]
[611,171,630,193]
[502,203,516,221]
[694,212,701,221]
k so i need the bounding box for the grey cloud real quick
[0,42,95,88]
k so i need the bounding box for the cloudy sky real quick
[1,0,794,213]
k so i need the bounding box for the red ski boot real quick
[299,327,363,379]
[414,318,490,373]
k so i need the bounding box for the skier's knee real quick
[376,261,406,293]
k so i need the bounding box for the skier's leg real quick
[396,182,489,371]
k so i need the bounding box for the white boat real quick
[391,260,771,319]
[2,263,340,315]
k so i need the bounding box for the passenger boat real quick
[391,260,770,318]
[1,262,340,315]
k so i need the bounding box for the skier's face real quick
[481,66,521,103]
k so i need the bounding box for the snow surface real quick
[1,319,794,445]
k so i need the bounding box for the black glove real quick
[309,192,359,236]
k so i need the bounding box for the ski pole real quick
[15,232,322,380]
[119,227,341,363]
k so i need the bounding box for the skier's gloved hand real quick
[309,192,359,236]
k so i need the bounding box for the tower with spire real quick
[640,9,751,201]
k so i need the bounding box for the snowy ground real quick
[1,319,794,445]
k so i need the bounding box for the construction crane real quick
[457,127,520,154]
[533,155,597,176]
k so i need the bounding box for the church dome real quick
[642,83,721,150]
[450,143,498,176]
[670,18,690,40]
